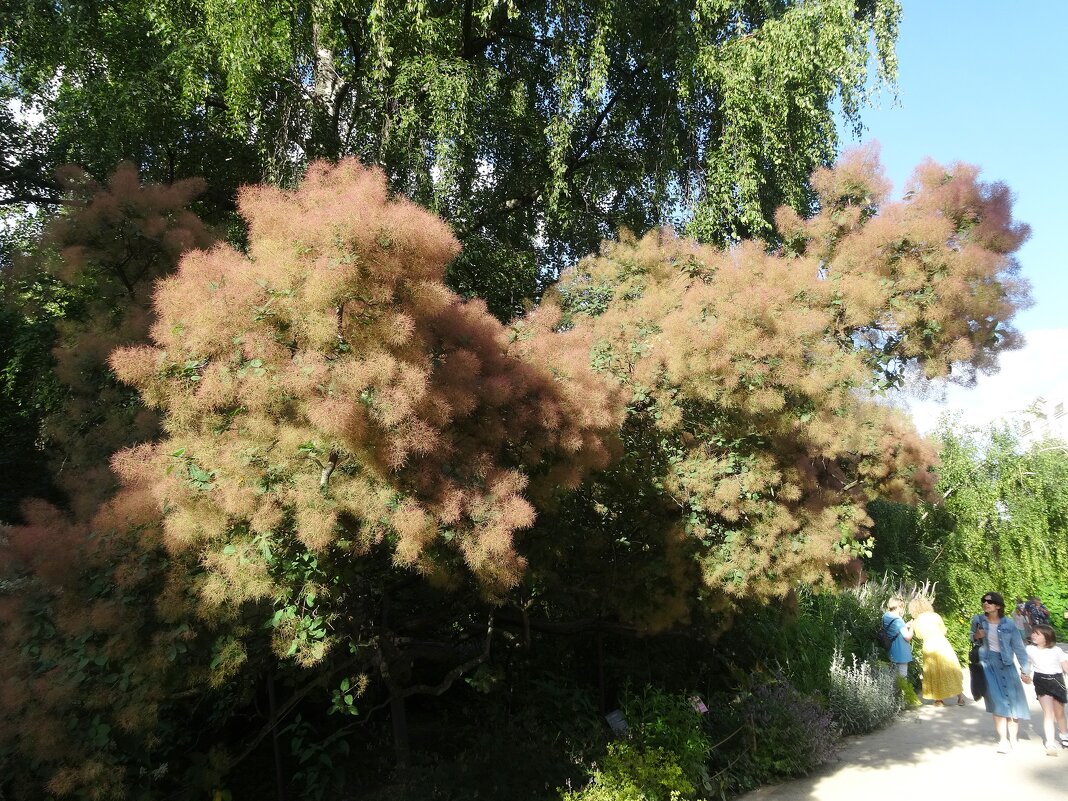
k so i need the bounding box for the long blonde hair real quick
[908,596,933,617]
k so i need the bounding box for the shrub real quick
[560,743,693,801]
[718,576,935,701]
[705,677,838,796]
[827,649,903,735]
[620,687,711,791]
[561,687,710,801]
[742,680,839,777]
[895,675,921,707]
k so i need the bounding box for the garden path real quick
[737,651,1068,801]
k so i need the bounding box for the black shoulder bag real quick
[968,636,986,702]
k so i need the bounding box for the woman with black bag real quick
[971,592,1032,754]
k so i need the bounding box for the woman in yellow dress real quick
[908,597,966,706]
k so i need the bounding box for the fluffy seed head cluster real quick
[552,146,1027,608]
[0,165,225,797]
[45,163,213,291]
[0,488,206,796]
[110,159,622,601]
[792,144,1031,382]
[27,163,220,513]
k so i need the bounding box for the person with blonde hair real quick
[908,596,965,706]
[882,596,913,678]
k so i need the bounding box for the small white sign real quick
[604,709,629,734]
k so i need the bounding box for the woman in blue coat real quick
[971,591,1032,753]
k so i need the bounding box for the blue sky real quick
[841,1,1068,431]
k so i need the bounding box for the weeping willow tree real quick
[6,0,900,315]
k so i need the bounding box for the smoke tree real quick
[37,164,219,512]
[107,158,622,660]
[102,146,1031,638]
[525,145,1030,628]
[0,167,229,798]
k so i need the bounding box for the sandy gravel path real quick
[737,661,1068,801]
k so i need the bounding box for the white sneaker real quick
[1046,741,1060,756]
[996,740,1011,754]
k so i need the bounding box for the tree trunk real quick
[390,689,411,771]
[267,670,287,801]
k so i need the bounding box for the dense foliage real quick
[0,292,61,519]
[3,0,901,317]
[1,0,906,543]
[0,210,64,521]
[0,144,1034,798]
[526,145,1029,628]
[0,170,236,799]
[869,421,1068,646]
[107,148,1030,638]
[827,648,902,735]
[0,3,1056,798]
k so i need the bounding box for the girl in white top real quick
[1025,624,1068,755]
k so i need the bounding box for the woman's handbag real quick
[968,641,986,702]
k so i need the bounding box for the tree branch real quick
[494,608,638,637]
[320,450,339,488]
[0,192,63,207]
[460,0,475,59]
[457,62,639,238]
[227,652,369,770]
[392,613,494,698]
[459,0,541,58]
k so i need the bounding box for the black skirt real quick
[1033,672,1067,703]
